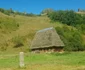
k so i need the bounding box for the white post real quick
[19,52,24,67]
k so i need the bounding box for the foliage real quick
[0,8,14,15]
[25,13,36,17]
[12,36,24,48]
[75,15,85,34]
[47,9,85,51]
[76,24,85,34]
[41,8,55,15]
[0,8,36,16]
[55,25,85,51]
[48,10,85,26]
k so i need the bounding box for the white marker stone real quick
[19,52,24,67]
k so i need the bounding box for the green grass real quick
[0,12,85,70]
[26,52,85,65]
[0,52,85,70]
[0,12,63,52]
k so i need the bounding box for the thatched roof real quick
[31,27,64,49]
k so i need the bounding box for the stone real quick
[19,52,24,67]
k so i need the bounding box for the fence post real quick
[19,52,24,67]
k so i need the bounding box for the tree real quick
[0,8,4,13]
[55,25,84,51]
[41,8,55,15]
[48,10,85,26]
[9,8,14,14]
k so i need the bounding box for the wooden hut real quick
[30,27,64,53]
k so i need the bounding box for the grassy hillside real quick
[0,10,85,70]
[0,12,63,53]
[0,11,85,53]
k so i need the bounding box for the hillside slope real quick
[0,12,63,53]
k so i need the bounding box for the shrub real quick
[0,42,8,51]
[41,8,54,15]
[55,25,85,51]
[12,36,24,48]
[0,8,4,12]
[0,8,37,16]
[48,10,85,26]
[0,46,7,51]
[76,24,85,34]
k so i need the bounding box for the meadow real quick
[0,52,85,70]
[0,12,61,52]
[0,10,85,70]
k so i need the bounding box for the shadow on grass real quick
[50,52,71,56]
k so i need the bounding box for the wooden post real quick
[19,52,24,67]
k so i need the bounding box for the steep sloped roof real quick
[31,27,64,49]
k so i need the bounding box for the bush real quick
[0,41,8,51]
[55,25,85,51]
[76,24,85,34]
[12,36,24,48]
[48,10,85,26]
[41,8,54,15]
[0,8,37,16]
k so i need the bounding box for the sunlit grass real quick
[0,52,85,70]
[0,12,63,52]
